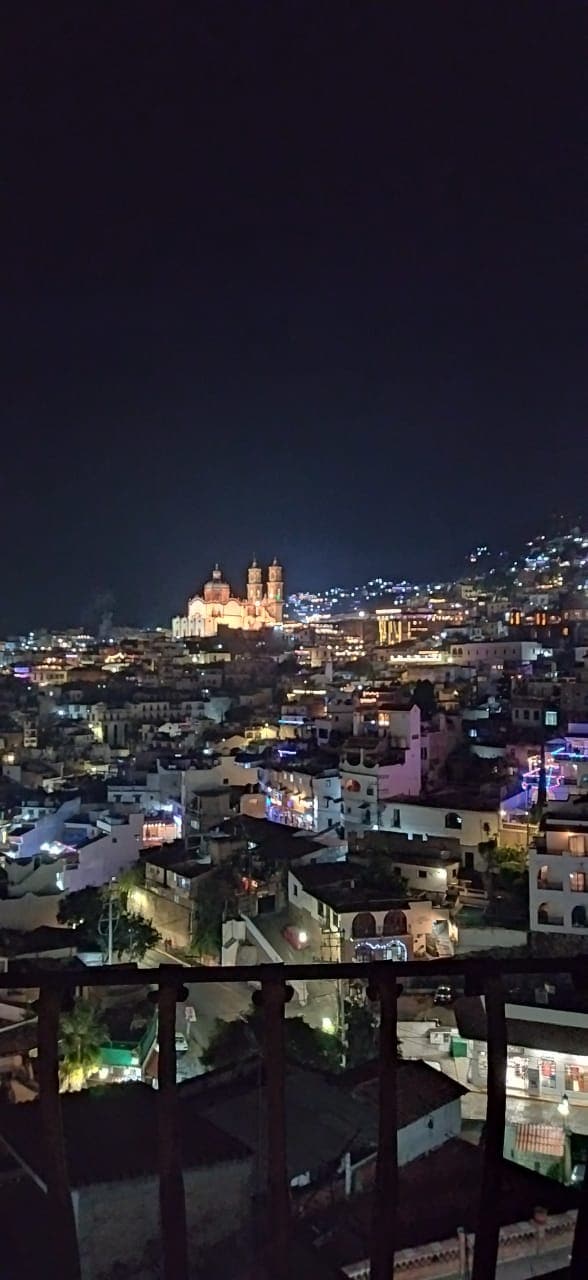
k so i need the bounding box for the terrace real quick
[1,955,587,1279]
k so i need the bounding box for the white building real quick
[341,705,422,834]
[0,809,144,931]
[377,792,526,873]
[449,640,549,668]
[530,800,588,933]
[456,994,588,1105]
[287,865,456,961]
[258,764,342,832]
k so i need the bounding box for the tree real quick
[284,1016,341,1072]
[345,1001,378,1068]
[59,999,109,1091]
[411,679,437,721]
[57,884,160,960]
[201,1010,342,1073]
[191,868,239,959]
[479,841,528,925]
[114,912,160,961]
[57,887,103,939]
[116,862,145,899]
[362,852,408,897]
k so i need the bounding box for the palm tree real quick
[59,999,109,1092]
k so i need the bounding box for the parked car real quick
[156,1031,190,1054]
[433,984,454,1007]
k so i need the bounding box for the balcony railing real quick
[4,955,588,1279]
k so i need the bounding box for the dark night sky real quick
[1,1,586,630]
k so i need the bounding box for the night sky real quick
[2,2,586,630]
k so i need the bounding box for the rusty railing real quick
[6,954,588,1279]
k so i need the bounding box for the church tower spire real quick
[266,558,284,624]
[247,556,263,606]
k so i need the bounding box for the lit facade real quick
[530,801,588,934]
[172,560,283,638]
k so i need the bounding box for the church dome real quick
[203,564,230,604]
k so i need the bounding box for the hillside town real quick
[1,531,588,1274]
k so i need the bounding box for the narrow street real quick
[141,948,254,1076]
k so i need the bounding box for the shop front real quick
[468,1042,588,1103]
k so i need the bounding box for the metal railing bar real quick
[259,972,291,1280]
[471,977,507,1280]
[38,985,82,1280]
[571,1159,588,1279]
[4,954,588,987]
[369,975,398,1280]
[157,980,189,1280]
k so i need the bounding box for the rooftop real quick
[213,816,325,862]
[308,1138,578,1270]
[182,1059,464,1181]
[454,995,588,1056]
[341,1057,467,1128]
[381,789,510,812]
[0,1083,250,1188]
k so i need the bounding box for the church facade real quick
[171,559,284,638]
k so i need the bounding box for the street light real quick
[558,1093,570,1118]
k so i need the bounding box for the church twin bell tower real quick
[247,557,283,623]
[171,558,284,639]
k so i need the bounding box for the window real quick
[292,882,298,897]
[421,748,428,761]
[317,900,324,917]
[523,709,530,721]
[532,710,540,722]
[418,869,427,880]
[565,1064,588,1094]
[570,872,586,892]
[545,709,558,726]
[366,787,374,797]
[540,1059,557,1090]
[445,812,462,830]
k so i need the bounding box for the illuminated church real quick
[172,559,284,638]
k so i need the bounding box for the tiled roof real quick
[514,1124,564,1157]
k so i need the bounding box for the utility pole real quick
[107,891,113,966]
[98,879,120,965]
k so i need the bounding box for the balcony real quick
[1,957,587,1279]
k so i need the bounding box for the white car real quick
[155,1031,190,1054]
